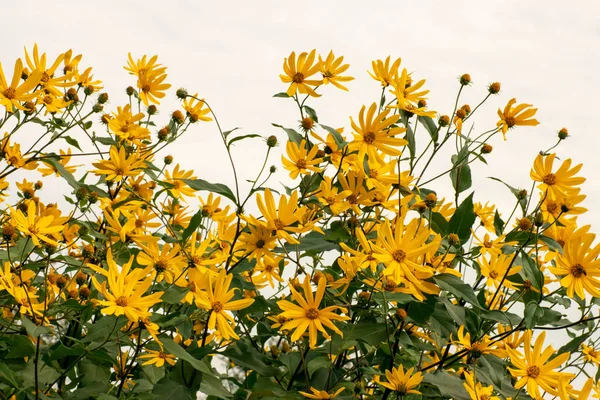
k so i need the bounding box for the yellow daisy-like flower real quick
[92,146,147,182]
[530,153,585,198]
[10,201,63,247]
[138,349,177,367]
[164,164,197,200]
[379,365,423,395]
[548,233,600,298]
[389,68,436,118]
[497,98,540,139]
[582,344,600,365]
[299,387,345,399]
[455,326,504,361]
[183,94,212,122]
[137,69,171,106]
[368,56,401,87]
[319,51,354,91]
[280,49,323,97]
[506,330,572,397]
[195,268,254,340]
[255,189,306,244]
[277,276,349,348]
[282,139,323,179]
[463,371,500,400]
[0,58,41,112]
[479,253,522,291]
[349,102,407,162]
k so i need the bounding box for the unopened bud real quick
[460,73,472,85]
[97,93,109,104]
[448,233,460,246]
[558,127,569,140]
[147,105,157,115]
[488,82,501,94]
[172,110,185,124]
[439,115,450,127]
[266,135,278,147]
[126,86,135,96]
[176,88,188,100]
[481,143,493,154]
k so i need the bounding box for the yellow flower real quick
[479,254,522,291]
[183,94,212,122]
[4,141,38,170]
[91,250,163,322]
[138,349,177,367]
[107,105,151,143]
[548,233,600,298]
[379,365,423,395]
[0,58,41,112]
[582,344,600,365]
[314,176,351,216]
[10,201,63,247]
[506,330,573,397]
[280,50,323,97]
[92,145,147,182]
[124,53,165,78]
[463,371,500,400]
[24,44,75,96]
[299,387,345,399]
[282,139,323,179]
[277,276,349,349]
[349,102,407,162]
[195,269,254,340]
[255,189,305,244]
[455,326,504,360]
[497,98,540,139]
[319,51,353,91]
[137,242,186,284]
[253,253,286,288]
[530,153,585,198]
[38,149,80,176]
[138,69,170,106]
[474,202,496,233]
[368,56,401,87]
[164,164,197,200]
[237,220,277,260]
[389,68,436,117]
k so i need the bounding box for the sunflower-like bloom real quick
[195,268,254,340]
[298,387,345,399]
[582,344,600,365]
[24,44,75,96]
[548,233,600,298]
[463,371,500,400]
[10,201,63,247]
[137,242,186,284]
[255,189,306,244]
[277,276,349,348]
[282,139,323,179]
[506,330,573,397]
[479,253,522,290]
[91,251,163,322]
[107,105,151,143]
[124,53,165,77]
[92,146,147,182]
[38,149,80,176]
[379,366,423,395]
[138,68,171,106]
[0,58,41,112]
[497,98,540,139]
[237,220,277,260]
[389,68,436,117]
[314,176,351,216]
[349,102,407,162]
[253,254,286,288]
[474,202,496,233]
[280,49,323,97]
[454,326,504,362]
[319,51,353,91]
[530,153,585,198]
[368,56,401,87]
[138,350,177,367]
[164,164,197,200]
[183,94,212,122]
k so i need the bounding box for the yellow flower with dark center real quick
[548,233,600,298]
[282,139,323,179]
[582,344,600,365]
[506,330,573,397]
[237,220,277,260]
[463,371,500,400]
[253,254,286,288]
[530,153,585,198]
[138,349,177,367]
[0,58,41,112]
[299,387,345,399]
[280,49,323,97]
[24,44,75,97]
[455,326,504,361]
[255,189,305,244]
[479,253,522,290]
[195,268,254,340]
[137,242,185,284]
[183,94,212,122]
[389,68,436,118]
[124,53,166,78]
[368,56,401,87]
[90,251,163,322]
[474,202,496,233]
[314,176,351,216]
[319,50,354,91]
[277,276,349,348]
[4,141,38,170]
[496,98,540,139]
[379,365,423,395]
[10,201,63,247]
[92,145,147,182]
[137,69,170,106]
[107,105,150,143]
[349,102,407,162]
[164,164,197,199]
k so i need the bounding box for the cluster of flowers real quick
[0,45,597,400]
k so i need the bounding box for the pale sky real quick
[4,0,600,229]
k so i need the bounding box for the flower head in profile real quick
[379,365,423,395]
[463,371,500,400]
[319,51,354,91]
[183,94,212,122]
[368,56,401,87]
[277,276,349,348]
[138,349,177,367]
[497,98,540,139]
[299,387,345,399]
[280,49,323,97]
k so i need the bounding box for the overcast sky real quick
[4,0,600,230]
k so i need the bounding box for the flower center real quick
[28,225,39,235]
[135,219,144,228]
[543,173,557,185]
[115,167,125,176]
[116,296,128,306]
[155,259,169,272]
[526,365,540,378]
[255,239,265,248]
[392,249,406,262]
[483,240,493,248]
[2,87,16,99]
[41,71,51,82]
[489,270,498,279]
[306,307,319,319]
[570,263,587,278]
[264,264,274,273]
[292,72,305,83]
[212,301,224,313]
[363,132,376,144]
[505,116,516,127]
[295,159,307,169]
[273,219,285,230]
[142,84,151,93]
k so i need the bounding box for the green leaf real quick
[222,127,241,139]
[401,113,415,162]
[418,116,439,142]
[82,315,128,346]
[434,274,484,310]
[0,361,22,389]
[520,251,543,291]
[448,192,476,244]
[320,124,347,149]
[181,209,203,241]
[2,335,35,359]
[482,310,522,326]
[536,307,563,326]
[161,285,190,304]
[343,322,388,346]
[303,105,318,122]
[407,295,437,324]
[161,338,206,371]
[283,231,337,254]
[273,92,291,98]
[539,235,563,254]
[43,155,81,189]
[63,136,83,151]
[493,210,505,236]
[524,301,544,329]
[423,371,471,400]
[558,331,592,355]
[450,161,472,194]
[307,356,331,377]
[221,340,279,377]
[272,123,303,144]
[488,177,528,214]
[152,378,195,400]
[428,211,449,236]
[94,136,116,146]
[228,133,262,148]
[183,178,237,204]
[21,316,51,338]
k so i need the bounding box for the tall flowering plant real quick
[0,45,596,400]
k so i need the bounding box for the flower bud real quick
[438,115,450,127]
[459,73,472,85]
[517,189,528,200]
[2,224,15,240]
[176,88,188,99]
[126,86,135,96]
[269,165,277,173]
[88,191,98,204]
[97,93,109,104]
[461,104,471,116]
[75,272,87,285]
[23,101,36,115]
[517,217,533,231]
[395,308,407,319]
[418,99,427,108]
[481,144,493,154]
[455,108,467,119]
[534,212,544,227]
[172,110,185,124]
[300,116,314,131]
[488,82,501,94]
[266,135,278,147]
[56,275,68,289]
[558,127,569,140]
[79,285,91,299]
[158,126,170,141]
[66,88,79,102]
[425,193,438,208]
[92,104,103,113]
[100,113,111,125]
[448,233,460,246]
[164,155,173,165]
[34,181,43,190]
[75,187,89,201]
[147,105,157,115]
